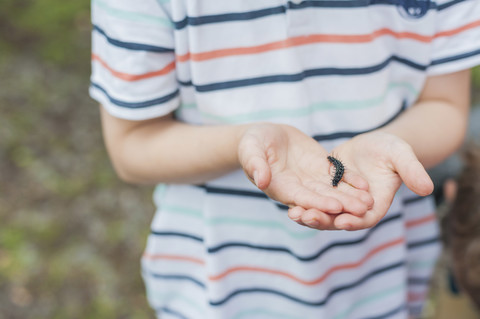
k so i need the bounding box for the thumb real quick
[391,145,434,196]
[238,137,272,190]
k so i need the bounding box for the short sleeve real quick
[428,0,480,75]
[89,0,179,120]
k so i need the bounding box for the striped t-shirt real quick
[90,0,480,318]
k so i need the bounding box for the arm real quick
[102,70,469,186]
[309,69,472,230]
[378,69,471,169]
[100,108,249,185]
[100,107,373,216]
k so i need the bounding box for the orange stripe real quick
[142,253,205,265]
[175,31,425,62]
[92,53,175,81]
[208,237,405,285]
[175,29,429,62]
[408,291,426,302]
[175,19,480,63]
[405,214,436,228]
[435,19,480,38]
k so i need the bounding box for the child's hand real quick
[326,131,434,231]
[238,123,374,229]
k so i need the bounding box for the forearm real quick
[101,107,250,185]
[378,99,468,169]
[377,70,471,169]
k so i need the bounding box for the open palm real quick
[331,131,434,230]
[237,124,374,227]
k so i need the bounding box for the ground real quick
[0,54,156,318]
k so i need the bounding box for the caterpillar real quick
[327,155,345,187]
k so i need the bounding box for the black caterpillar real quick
[327,156,345,187]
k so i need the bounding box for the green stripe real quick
[93,0,173,27]
[408,260,437,269]
[154,184,168,200]
[333,283,405,319]
[162,204,202,218]
[180,102,196,109]
[232,308,303,319]
[179,82,418,123]
[162,204,318,239]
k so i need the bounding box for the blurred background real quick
[0,1,155,318]
[0,1,479,318]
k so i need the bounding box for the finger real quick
[300,208,338,230]
[239,143,272,190]
[288,206,306,225]
[333,183,394,230]
[335,182,374,210]
[391,146,434,196]
[287,188,343,214]
[323,164,372,214]
[342,169,369,191]
[311,182,371,217]
[254,163,273,190]
[328,191,369,217]
[333,211,380,231]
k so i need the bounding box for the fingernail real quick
[253,170,259,186]
[338,222,352,231]
[288,209,301,220]
[306,218,320,228]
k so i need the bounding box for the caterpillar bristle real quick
[327,155,345,187]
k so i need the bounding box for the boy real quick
[90,0,480,317]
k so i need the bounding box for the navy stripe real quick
[210,261,405,306]
[174,6,287,29]
[207,213,402,261]
[196,185,288,210]
[403,194,429,205]
[313,100,407,142]
[276,203,289,210]
[437,0,470,11]
[408,277,431,285]
[178,79,193,86]
[150,230,204,242]
[408,304,424,315]
[171,0,466,29]
[430,47,480,66]
[143,270,205,288]
[149,213,401,261]
[191,56,426,93]
[407,236,440,249]
[288,0,384,9]
[157,307,190,319]
[90,82,179,108]
[360,303,407,319]
[93,25,174,52]
[287,0,436,10]
[197,185,268,199]
[176,39,480,92]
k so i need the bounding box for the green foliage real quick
[473,66,480,90]
[1,0,91,69]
